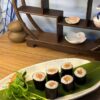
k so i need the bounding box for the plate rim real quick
[0,58,100,100]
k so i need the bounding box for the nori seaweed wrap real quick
[74,67,87,85]
[45,80,59,99]
[61,62,73,76]
[61,75,74,91]
[47,67,60,82]
[33,72,46,90]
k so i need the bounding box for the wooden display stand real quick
[12,0,100,60]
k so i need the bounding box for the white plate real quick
[65,17,80,25]
[65,32,87,44]
[0,58,100,100]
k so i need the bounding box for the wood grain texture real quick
[21,0,43,32]
[0,33,93,80]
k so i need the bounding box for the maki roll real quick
[61,62,73,76]
[45,80,59,99]
[47,67,60,82]
[61,75,74,91]
[33,72,46,90]
[74,67,87,85]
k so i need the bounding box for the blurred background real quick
[0,0,100,40]
[0,0,16,34]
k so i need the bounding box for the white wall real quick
[19,0,100,39]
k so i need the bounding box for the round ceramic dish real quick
[65,16,80,25]
[93,16,100,28]
[65,31,87,44]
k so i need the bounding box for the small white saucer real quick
[65,32,87,44]
[65,16,80,25]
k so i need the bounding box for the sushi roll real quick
[61,62,73,76]
[45,80,59,99]
[61,75,74,91]
[74,67,87,85]
[33,72,46,90]
[47,67,60,82]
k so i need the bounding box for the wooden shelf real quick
[18,6,63,18]
[26,32,100,58]
[61,39,95,51]
[12,0,100,60]
[58,17,100,31]
[33,31,58,43]
[58,18,87,29]
[26,31,99,52]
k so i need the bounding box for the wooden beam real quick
[86,0,93,25]
[41,0,49,13]
[12,0,38,39]
[21,0,43,32]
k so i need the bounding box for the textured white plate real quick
[65,32,87,44]
[0,58,100,100]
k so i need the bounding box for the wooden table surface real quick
[0,33,99,100]
[0,33,92,79]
